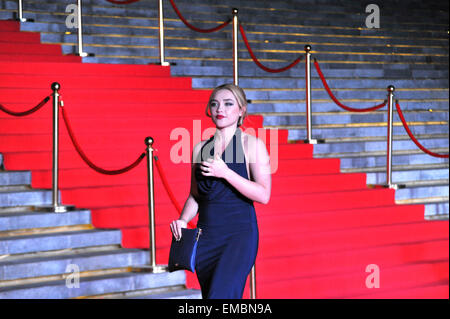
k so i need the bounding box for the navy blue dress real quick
[194,126,259,299]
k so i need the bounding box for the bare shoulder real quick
[192,139,209,164]
[243,130,267,148]
[241,130,268,162]
[193,140,207,153]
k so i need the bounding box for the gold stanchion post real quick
[232,8,239,86]
[303,45,324,144]
[158,0,170,66]
[377,85,405,190]
[37,82,75,213]
[231,7,256,300]
[133,137,168,273]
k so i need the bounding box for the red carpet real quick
[0,21,448,298]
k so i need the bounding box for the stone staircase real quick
[0,0,446,218]
[0,153,200,298]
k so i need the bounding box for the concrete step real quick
[250,101,449,113]
[341,162,448,174]
[0,246,148,282]
[366,168,449,185]
[85,285,201,299]
[0,228,122,255]
[168,57,448,70]
[311,133,449,144]
[171,64,450,79]
[0,170,31,187]
[130,288,202,299]
[333,151,448,169]
[192,77,449,90]
[78,55,448,70]
[425,202,449,218]
[265,112,449,127]
[286,124,448,140]
[395,185,449,201]
[313,137,449,155]
[245,89,449,101]
[0,187,53,208]
[0,270,186,299]
[0,209,91,232]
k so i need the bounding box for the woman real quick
[170,83,272,299]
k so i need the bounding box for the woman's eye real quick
[210,102,218,107]
[225,102,233,106]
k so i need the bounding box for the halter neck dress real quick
[194,126,259,299]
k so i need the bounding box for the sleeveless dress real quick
[194,126,259,299]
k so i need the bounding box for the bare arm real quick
[170,141,203,240]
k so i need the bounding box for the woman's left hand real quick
[200,153,229,179]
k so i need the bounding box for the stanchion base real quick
[13,14,34,23]
[148,62,177,66]
[302,138,325,145]
[77,52,95,57]
[34,204,77,213]
[369,184,406,190]
[132,265,168,274]
[15,18,34,22]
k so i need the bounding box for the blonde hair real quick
[205,83,248,127]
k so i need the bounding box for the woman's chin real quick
[213,120,237,129]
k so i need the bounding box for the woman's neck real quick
[214,125,239,152]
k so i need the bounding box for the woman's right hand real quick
[170,219,187,241]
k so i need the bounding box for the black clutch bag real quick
[168,228,202,273]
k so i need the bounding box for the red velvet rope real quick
[168,0,231,33]
[314,58,387,112]
[153,155,196,228]
[395,100,449,158]
[61,104,146,175]
[105,0,141,4]
[0,95,50,116]
[239,24,303,73]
